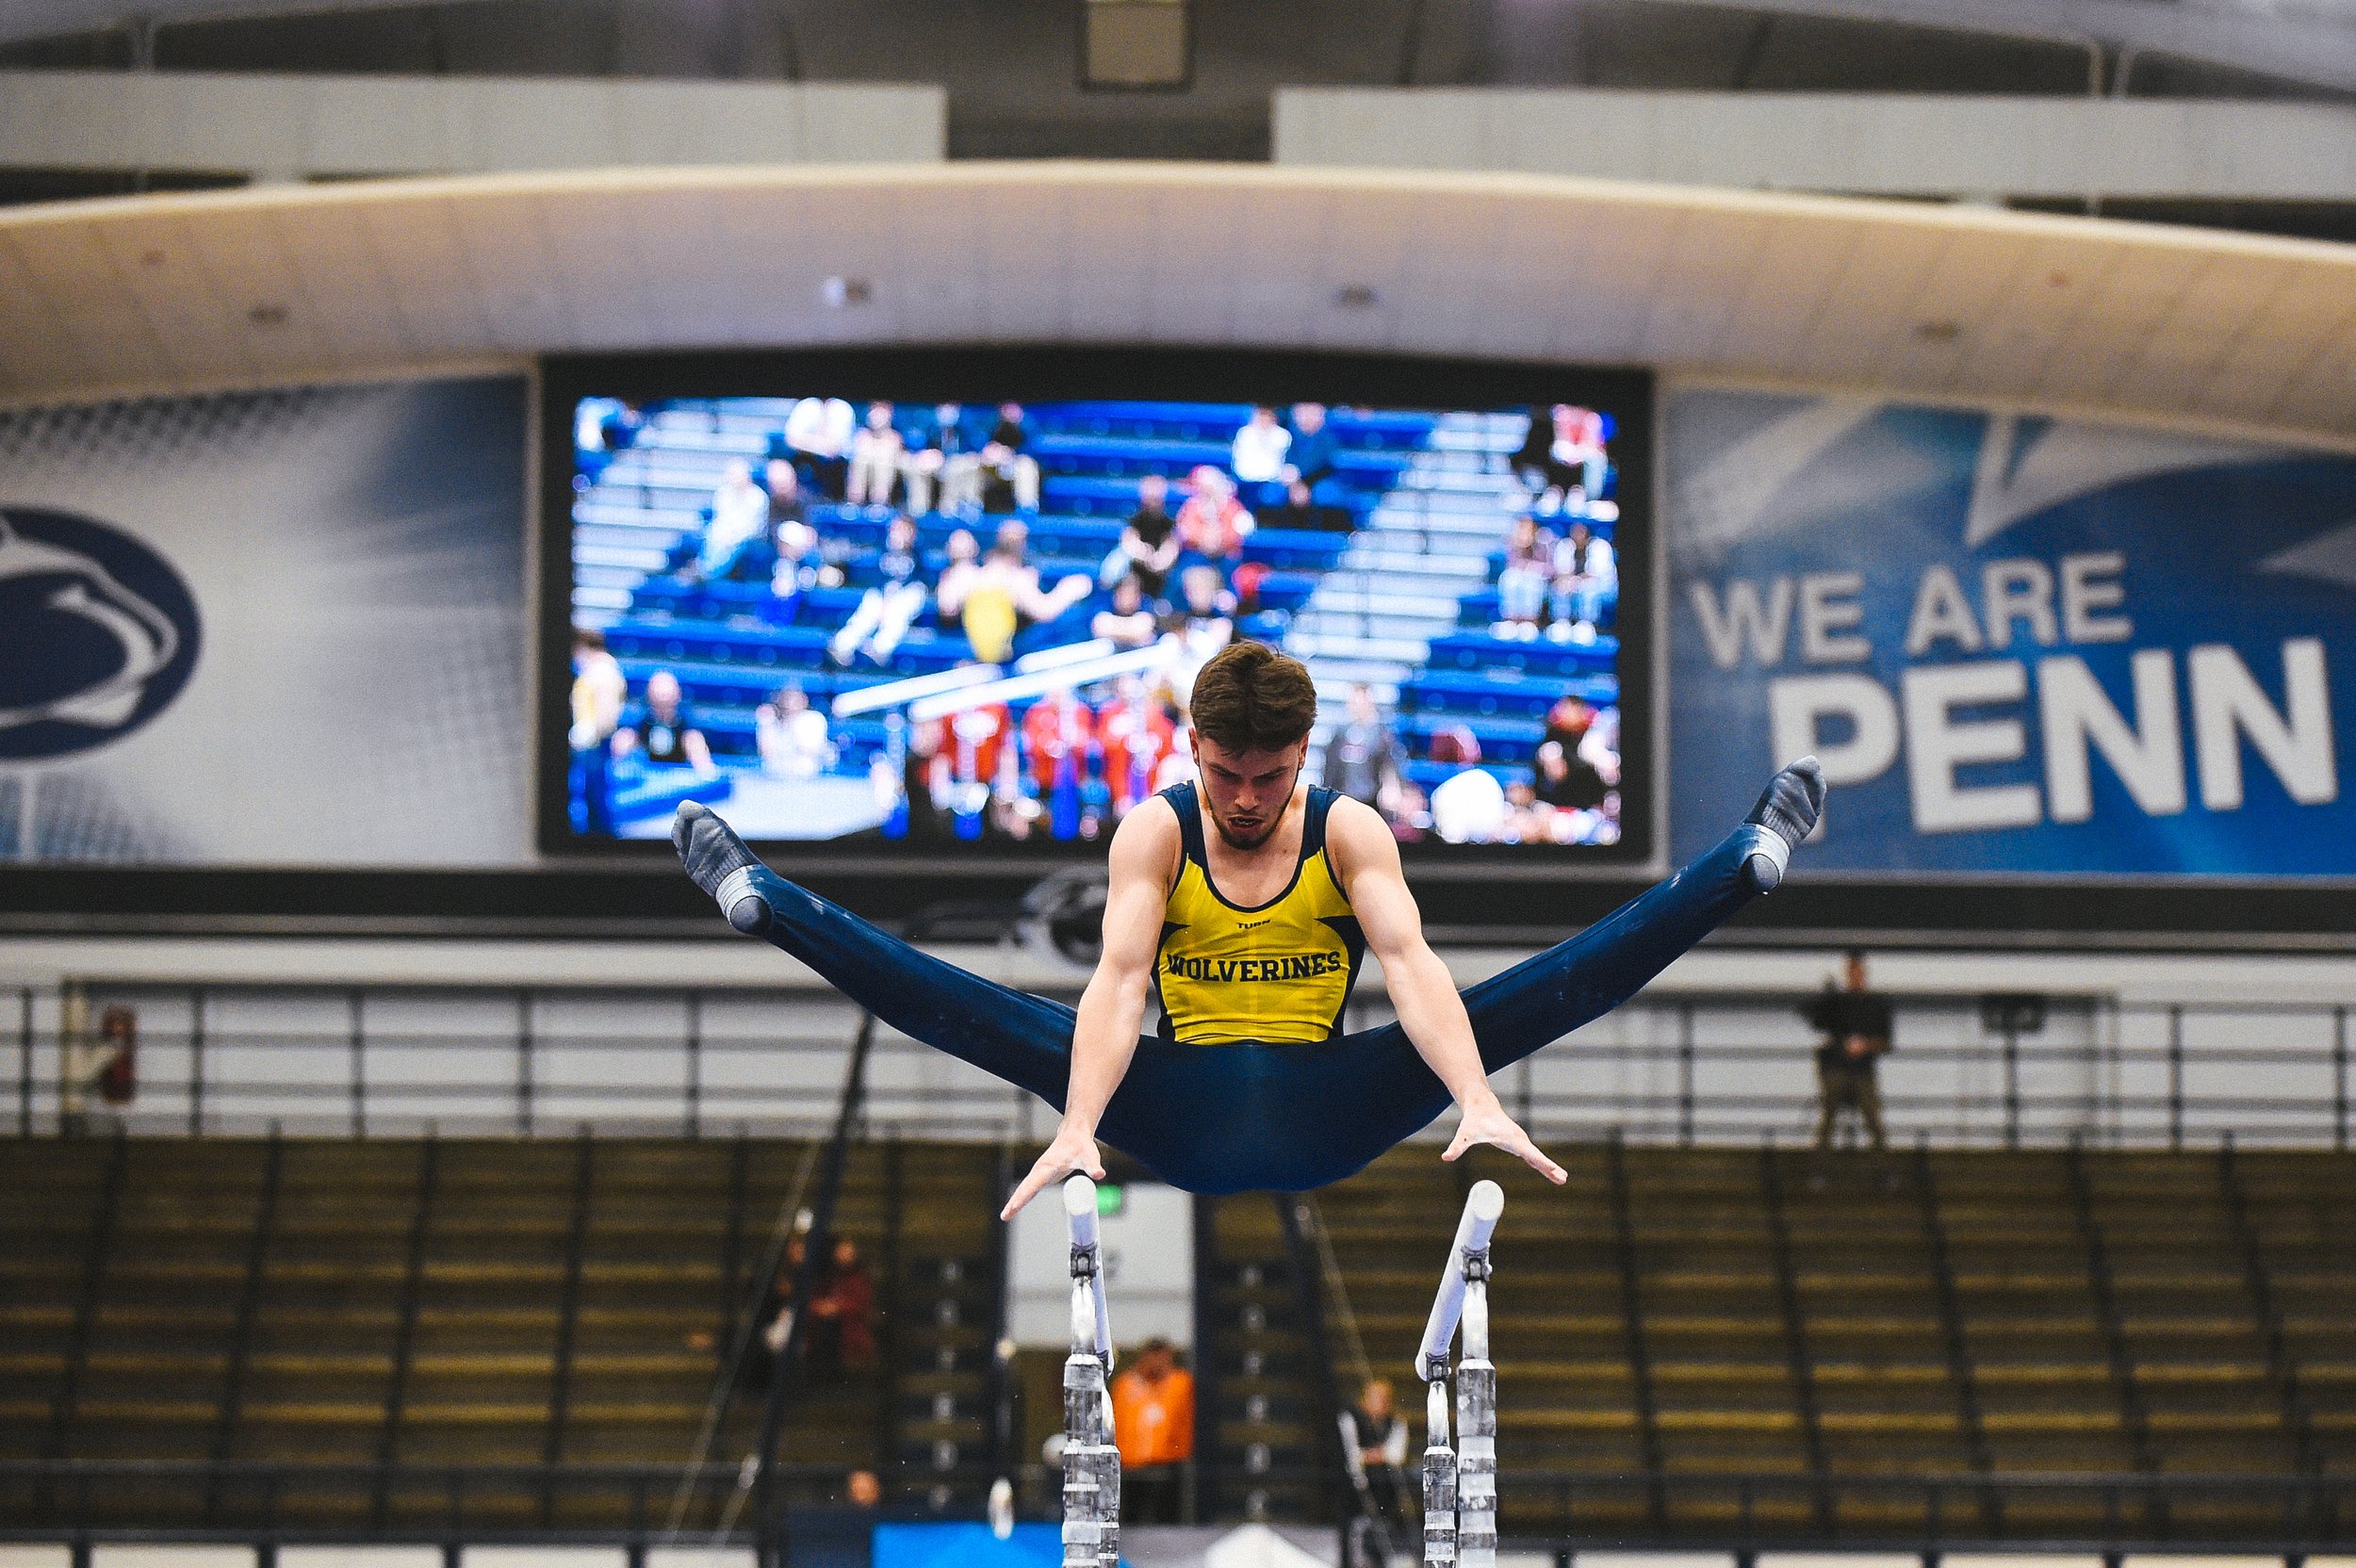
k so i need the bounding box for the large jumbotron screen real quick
[540,351,1653,865]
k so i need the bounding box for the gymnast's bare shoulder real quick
[1105,788,1184,891]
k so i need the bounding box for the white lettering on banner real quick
[1769,674,1902,787]
[1981,559,2059,649]
[2189,639,2337,808]
[2060,552,2133,643]
[1902,661,2042,833]
[1689,578,1793,670]
[1798,573,1870,663]
[2039,650,2185,824]
[1904,565,1986,656]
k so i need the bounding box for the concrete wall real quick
[1276,90,2356,201]
[0,72,945,180]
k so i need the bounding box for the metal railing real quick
[8,981,2356,1149]
[8,1461,2356,1553]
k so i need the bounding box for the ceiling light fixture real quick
[820,276,873,309]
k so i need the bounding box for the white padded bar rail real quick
[1064,1174,1111,1362]
[1417,1180,1503,1379]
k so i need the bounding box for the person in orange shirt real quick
[1096,676,1176,818]
[1022,687,1098,796]
[1109,1338,1195,1524]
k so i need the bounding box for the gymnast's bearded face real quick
[1190,733,1307,851]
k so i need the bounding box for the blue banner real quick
[1667,390,2356,876]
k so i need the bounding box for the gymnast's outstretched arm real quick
[1327,798,1568,1187]
[1001,800,1184,1218]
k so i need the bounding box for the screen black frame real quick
[537,347,1659,874]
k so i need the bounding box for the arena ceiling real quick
[2,161,2352,443]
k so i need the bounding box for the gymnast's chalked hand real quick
[1003,1122,1106,1220]
[1443,1095,1569,1185]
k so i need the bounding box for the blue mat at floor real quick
[872,1523,1103,1567]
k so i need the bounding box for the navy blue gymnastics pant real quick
[736,821,1779,1194]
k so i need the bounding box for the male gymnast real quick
[675,641,1824,1213]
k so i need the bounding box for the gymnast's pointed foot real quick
[1741,755,1825,892]
[673,800,774,936]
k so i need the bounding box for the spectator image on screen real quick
[567,394,1623,846]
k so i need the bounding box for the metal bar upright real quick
[1421,1377,1456,1568]
[516,989,534,1137]
[189,987,206,1136]
[18,986,32,1137]
[2168,1004,2184,1151]
[2328,1003,2347,1149]
[685,991,705,1138]
[348,989,366,1137]
[1062,1174,1118,1568]
[750,1011,876,1568]
[540,1127,598,1522]
[1677,1002,1695,1147]
[207,1129,286,1521]
[372,1134,442,1528]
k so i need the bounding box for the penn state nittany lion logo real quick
[0,507,200,760]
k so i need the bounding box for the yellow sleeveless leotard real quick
[1154,782,1366,1045]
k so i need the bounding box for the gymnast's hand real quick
[1003,1121,1107,1220]
[1443,1093,1569,1185]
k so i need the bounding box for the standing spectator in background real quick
[1230,404,1292,506]
[945,533,1092,664]
[771,514,825,602]
[946,402,1041,514]
[751,1233,808,1384]
[794,1464,885,1568]
[573,397,642,485]
[784,395,855,498]
[1803,951,1893,1154]
[762,459,810,572]
[1534,739,1608,812]
[945,699,1017,838]
[1548,520,1616,644]
[1108,472,1181,596]
[803,1234,878,1384]
[1339,1378,1410,1540]
[1515,404,1607,513]
[1163,564,1235,695]
[830,514,929,667]
[846,401,905,505]
[1097,674,1176,817]
[1176,466,1254,566]
[569,627,626,835]
[1321,684,1404,822]
[934,528,984,629]
[695,459,770,580]
[1023,687,1099,839]
[756,683,835,780]
[1263,478,1348,534]
[614,671,714,776]
[900,402,977,517]
[1091,575,1159,650]
[764,458,808,534]
[1542,694,1621,790]
[1023,686,1098,794]
[56,987,134,1138]
[1496,514,1551,637]
[1111,1340,1195,1525]
[897,716,954,842]
[1283,402,1339,498]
